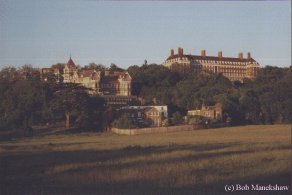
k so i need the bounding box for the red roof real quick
[67,57,76,68]
[82,69,95,77]
[102,75,119,84]
[167,54,256,63]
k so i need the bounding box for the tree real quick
[0,79,43,133]
[19,64,40,81]
[76,95,106,130]
[239,90,261,124]
[171,111,183,125]
[109,63,124,72]
[0,66,21,81]
[53,83,90,129]
[51,63,65,74]
[128,64,181,104]
[82,63,106,71]
[51,84,105,131]
[111,114,136,129]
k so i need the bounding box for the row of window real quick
[101,83,130,88]
[223,73,245,77]
[148,112,160,116]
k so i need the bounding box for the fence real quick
[111,124,203,135]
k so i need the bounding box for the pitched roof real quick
[102,75,119,84]
[118,71,132,80]
[67,57,76,68]
[144,107,159,113]
[166,54,256,63]
[102,71,131,82]
[82,69,95,77]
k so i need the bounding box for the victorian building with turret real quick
[62,57,132,97]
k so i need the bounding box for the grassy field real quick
[0,125,291,195]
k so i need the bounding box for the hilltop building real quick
[61,57,132,97]
[42,57,134,106]
[41,67,60,76]
[163,47,260,82]
[40,67,61,82]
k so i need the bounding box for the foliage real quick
[128,64,181,101]
[0,65,106,133]
[76,95,106,130]
[0,63,291,134]
[128,64,292,125]
[109,63,124,72]
[51,63,65,74]
[171,111,183,125]
[187,116,206,125]
[162,119,170,127]
[81,63,106,72]
[111,114,137,129]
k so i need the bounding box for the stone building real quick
[78,69,101,93]
[163,47,260,82]
[63,57,79,83]
[41,57,134,105]
[144,107,164,127]
[188,103,222,120]
[62,57,132,96]
[99,70,132,96]
[119,106,168,127]
[40,67,60,82]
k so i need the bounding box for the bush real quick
[171,112,183,125]
[162,119,170,127]
[111,114,137,129]
[187,116,206,125]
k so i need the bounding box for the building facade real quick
[163,47,260,82]
[119,106,168,127]
[40,67,60,82]
[62,57,132,96]
[188,103,222,120]
[41,57,134,106]
[144,107,164,127]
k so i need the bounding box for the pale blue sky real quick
[0,0,291,68]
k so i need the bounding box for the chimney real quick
[178,47,183,58]
[170,49,174,57]
[201,50,206,57]
[247,52,251,60]
[238,52,243,60]
[218,51,223,58]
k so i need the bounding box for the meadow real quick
[0,125,291,195]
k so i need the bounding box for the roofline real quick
[166,54,257,63]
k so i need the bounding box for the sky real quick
[0,0,291,69]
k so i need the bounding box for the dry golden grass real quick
[0,125,290,194]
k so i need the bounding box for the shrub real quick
[111,114,137,129]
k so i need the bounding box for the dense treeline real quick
[128,64,292,125]
[0,65,105,134]
[0,63,291,135]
